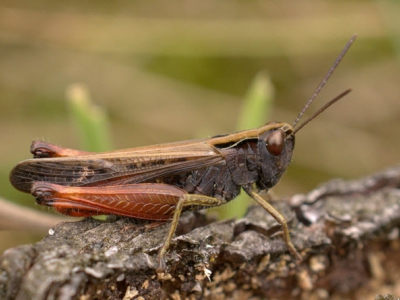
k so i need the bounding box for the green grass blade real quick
[66,84,112,152]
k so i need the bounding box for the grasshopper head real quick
[257,122,294,190]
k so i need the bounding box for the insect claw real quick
[156,256,167,273]
[291,247,303,262]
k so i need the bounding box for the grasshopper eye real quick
[266,130,284,156]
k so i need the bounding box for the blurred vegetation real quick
[1,1,400,252]
[66,83,112,152]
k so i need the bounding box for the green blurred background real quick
[1,1,400,252]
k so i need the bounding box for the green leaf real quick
[66,84,112,152]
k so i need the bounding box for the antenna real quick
[292,34,357,130]
[292,88,351,135]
